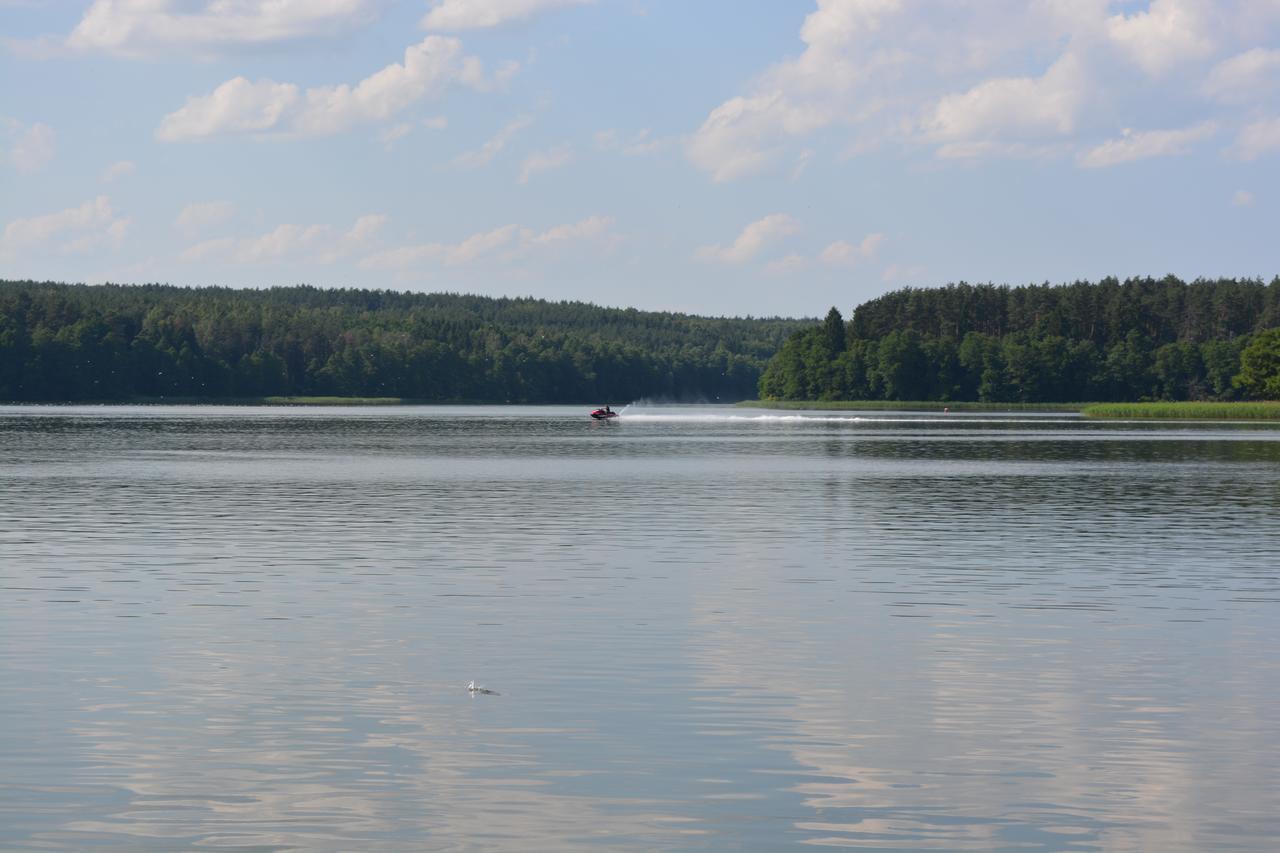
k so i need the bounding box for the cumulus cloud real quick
[696,214,801,264]
[764,231,884,273]
[526,214,611,246]
[764,253,811,275]
[359,215,614,271]
[1202,48,1280,104]
[67,0,380,58]
[1104,0,1214,77]
[820,232,885,265]
[452,115,533,168]
[1077,121,1217,168]
[519,144,573,183]
[421,0,593,31]
[1230,116,1280,160]
[684,0,1280,176]
[237,223,331,261]
[175,201,235,236]
[688,0,902,181]
[1,195,130,256]
[5,120,55,172]
[157,37,499,141]
[157,78,301,141]
[926,52,1087,149]
[1232,189,1254,207]
[178,214,386,264]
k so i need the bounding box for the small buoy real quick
[467,680,499,695]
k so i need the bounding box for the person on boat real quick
[604,405,612,414]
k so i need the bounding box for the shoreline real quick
[737,400,1086,413]
[740,399,1280,420]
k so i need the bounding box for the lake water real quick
[1,404,1279,851]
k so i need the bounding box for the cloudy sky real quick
[2,0,1278,317]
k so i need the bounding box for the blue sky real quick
[2,0,1278,318]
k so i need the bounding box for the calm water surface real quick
[1,404,1278,851]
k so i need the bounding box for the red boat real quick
[590,407,618,420]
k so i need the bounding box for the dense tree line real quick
[760,277,1280,403]
[0,281,809,403]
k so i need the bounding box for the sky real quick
[1,0,1278,318]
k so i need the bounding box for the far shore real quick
[740,400,1280,420]
[737,400,1086,413]
[6,398,1279,420]
[1,397,620,407]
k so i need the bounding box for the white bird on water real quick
[467,680,499,695]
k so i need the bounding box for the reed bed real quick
[740,400,1086,412]
[1082,402,1280,420]
[260,396,411,406]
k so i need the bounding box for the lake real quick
[1,404,1278,851]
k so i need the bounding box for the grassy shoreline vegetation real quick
[738,400,1086,412]
[1081,402,1280,420]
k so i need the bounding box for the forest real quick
[0,280,807,403]
[759,276,1280,403]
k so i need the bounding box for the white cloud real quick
[421,0,593,31]
[422,115,449,130]
[157,77,301,142]
[1,195,129,256]
[1202,48,1280,104]
[820,232,885,266]
[764,231,884,273]
[157,37,497,141]
[175,201,235,236]
[1230,116,1280,159]
[178,214,386,264]
[237,223,331,261]
[519,144,573,183]
[101,160,135,182]
[1077,121,1217,168]
[689,92,832,183]
[526,215,612,246]
[925,52,1087,148]
[687,0,902,181]
[343,213,388,245]
[360,215,614,271]
[62,218,131,255]
[447,224,520,264]
[1105,0,1214,77]
[6,120,55,172]
[765,253,810,275]
[452,115,533,168]
[696,214,800,264]
[68,0,380,58]
[1232,189,1254,207]
[681,0,1280,175]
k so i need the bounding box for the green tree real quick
[821,306,846,356]
[1234,328,1280,399]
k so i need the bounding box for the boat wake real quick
[614,411,1080,425]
